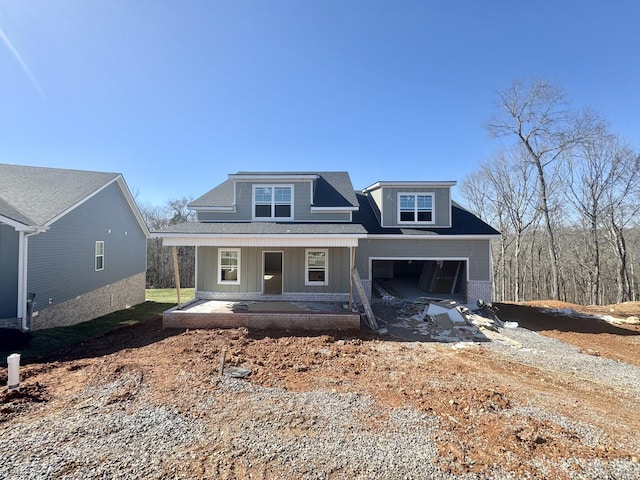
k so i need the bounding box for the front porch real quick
[163,299,361,331]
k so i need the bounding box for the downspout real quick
[18,230,42,331]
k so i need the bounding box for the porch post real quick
[349,246,355,310]
[172,246,182,307]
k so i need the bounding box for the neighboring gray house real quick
[156,172,499,308]
[0,164,149,330]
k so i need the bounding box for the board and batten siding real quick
[27,182,147,314]
[355,238,492,282]
[0,224,19,318]
[196,246,351,294]
[196,180,351,222]
[380,186,451,227]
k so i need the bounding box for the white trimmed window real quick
[398,193,434,224]
[95,241,105,271]
[253,185,293,220]
[218,248,241,284]
[305,249,328,285]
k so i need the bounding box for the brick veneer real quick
[30,272,146,330]
[163,308,361,331]
[467,280,493,303]
[0,317,20,329]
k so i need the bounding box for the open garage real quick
[371,259,467,300]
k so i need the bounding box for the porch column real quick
[172,246,182,307]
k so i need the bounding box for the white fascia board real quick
[230,174,319,181]
[116,177,151,238]
[192,206,236,212]
[366,234,501,240]
[0,215,44,232]
[363,180,457,192]
[160,234,363,248]
[310,206,359,212]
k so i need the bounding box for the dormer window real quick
[253,185,293,220]
[398,193,434,224]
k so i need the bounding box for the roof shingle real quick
[0,164,120,226]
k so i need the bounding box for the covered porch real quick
[153,223,367,330]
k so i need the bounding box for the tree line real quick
[461,78,640,305]
[138,197,196,289]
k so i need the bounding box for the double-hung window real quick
[305,249,328,285]
[95,241,105,271]
[398,193,434,224]
[218,248,240,284]
[253,185,293,220]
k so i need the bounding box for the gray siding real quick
[197,246,351,294]
[27,182,147,315]
[381,187,451,227]
[369,189,383,222]
[197,211,241,222]
[355,238,491,281]
[196,180,350,222]
[0,224,19,318]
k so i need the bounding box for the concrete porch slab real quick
[163,299,361,331]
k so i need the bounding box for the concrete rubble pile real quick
[390,298,517,342]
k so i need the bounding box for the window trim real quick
[252,184,294,221]
[95,241,105,271]
[305,248,328,286]
[218,248,241,285]
[397,192,435,225]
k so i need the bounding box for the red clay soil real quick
[1,303,639,478]
[496,301,640,367]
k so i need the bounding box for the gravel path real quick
[485,326,640,399]
[0,372,485,480]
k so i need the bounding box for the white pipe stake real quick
[7,353,21,391]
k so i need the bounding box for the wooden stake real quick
[172,245,181,307]
[218,347,227,377]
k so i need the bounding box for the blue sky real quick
[1,1,638,206]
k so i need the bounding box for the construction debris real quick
[223,366,252,378]
[387,297,512,342]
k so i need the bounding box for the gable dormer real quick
[362,181,456,228]
[189,172,359,223]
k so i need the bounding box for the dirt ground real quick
[496,300,640,367]
[2,300,640,478]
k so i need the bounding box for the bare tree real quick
[600,144,640,302]
[461,147,537,301]
[460,167,509,300]
[486,78,605,300]
[565,131,622,304]
[138,198,196,289]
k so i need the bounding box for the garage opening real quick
[371,260,466,300]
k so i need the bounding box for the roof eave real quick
[365,233,501,239]
[363,181,457,192]
[310,206,359,212]
[230,174,319,181]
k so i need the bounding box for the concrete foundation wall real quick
[30,272,146,330]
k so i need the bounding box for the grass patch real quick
[0,300,172,365]
[145,288,195,304]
